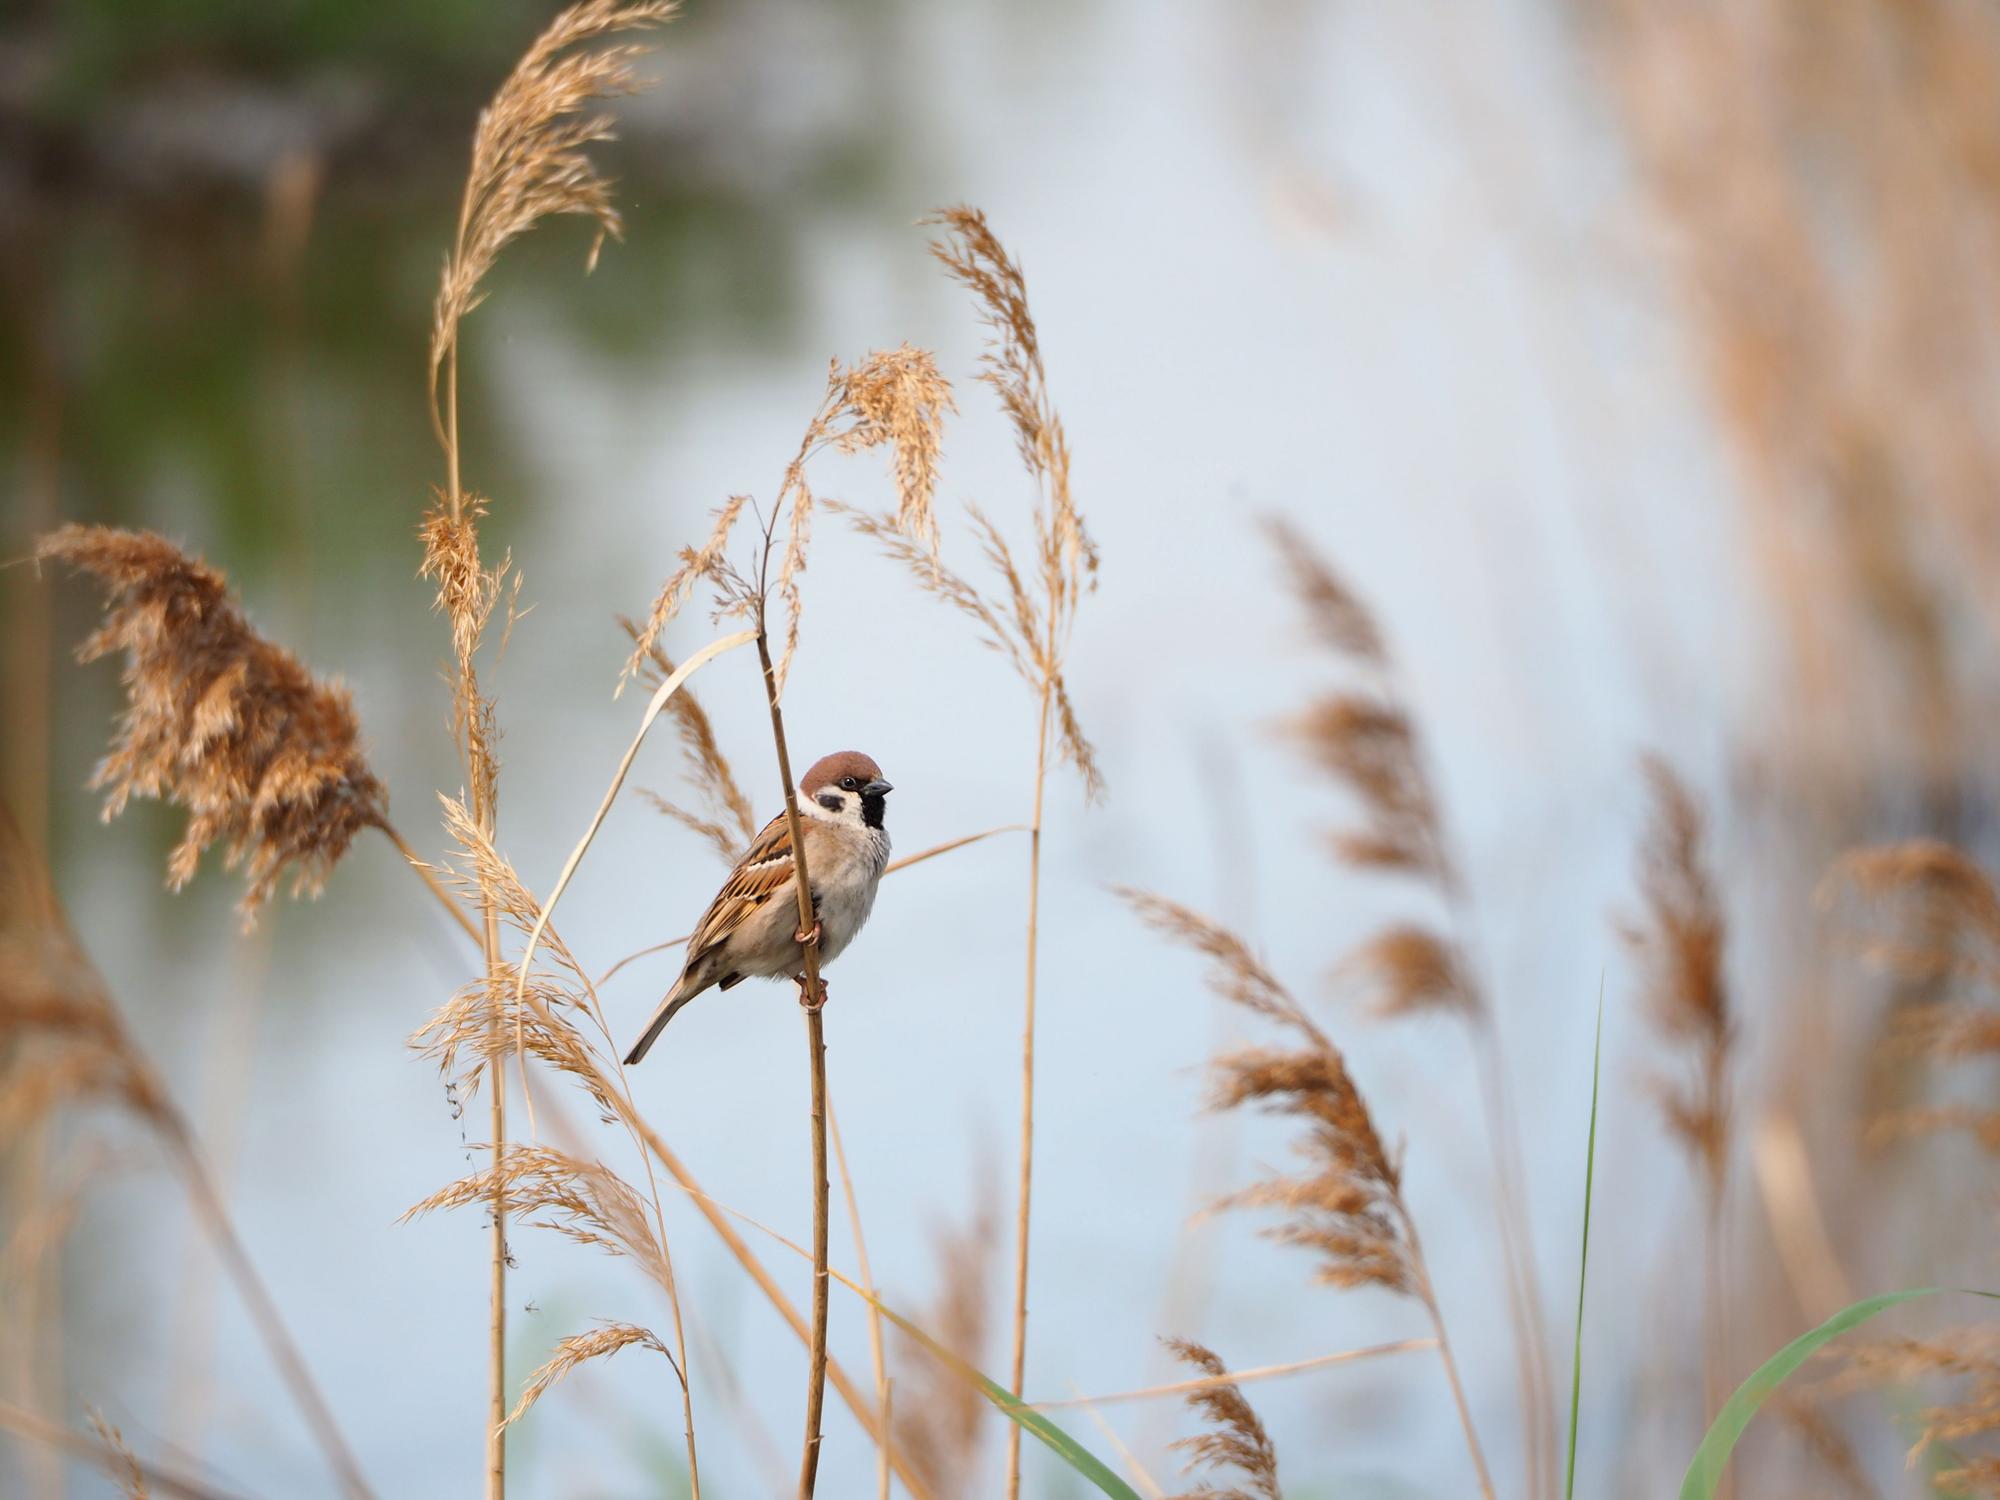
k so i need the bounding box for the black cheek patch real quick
[816,793,844,813]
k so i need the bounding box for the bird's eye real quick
[840,777,857,790]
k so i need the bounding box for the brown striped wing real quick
[684,812,796,967]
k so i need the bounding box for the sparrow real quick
[623,750,894,1064]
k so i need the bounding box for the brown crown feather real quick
[800,751,885,795]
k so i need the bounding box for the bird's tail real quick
[623,977,697,1066]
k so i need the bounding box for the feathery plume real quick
[429,0,680,441]
[1830,841,2000,1152]
[1338,925,1474,1021]
[506,1323,678,1428]
[1121,884,1495,1497]
[1117,889,1412,1295]
[891,1194,999,1499]
[1620,756,1733,1189]
[37,525,386,923]
[1161,1340,1282,1500]
[86,1411,150,1500]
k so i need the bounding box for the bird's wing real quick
[685,812,799,964]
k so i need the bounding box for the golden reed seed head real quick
[1117,888,1417,1298]
[892,1188,999,1498]
[1620,755,1732,1188]
[37,525,386,923]
[430,0,680,438]
[1162,1339,1283,1500]
[1830,841,2000,1155]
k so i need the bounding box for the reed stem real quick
[1002,670,1055,1499]
[157,1114,375,1500]
[1404,1215,1496,1500]
[375,819,481,944]
[750,625,831,1498]
[829,1098,892,1500]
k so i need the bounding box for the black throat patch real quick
[860,793,887,830]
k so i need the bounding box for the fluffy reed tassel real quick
[836,202,1097,1500]
[36,525,386,922]
[85,1411,149,1500]
[1828,842,2000,1150]
[429,0,680,450]
[0,808,372,1498]
[1621,757,1733,1192]
[505,1324,678,1429]
[1117,888,1494,1498]
[890,1196,998,1500]
[1619,755,1734,1432]
[1822,1330,2000,1493]
[1161,1340,1281,1500]
[1268,519,1554,1497]
[621,344,954,697]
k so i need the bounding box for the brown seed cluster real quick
[1119,889,1415,1298]
[37,525,386,922]
[1620,756,1733,1192]
[1162,1339,1282,1500]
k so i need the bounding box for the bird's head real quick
[800,751,893,831]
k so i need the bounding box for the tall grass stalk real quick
[424,6,679,1489]
[829,207,1099,1499]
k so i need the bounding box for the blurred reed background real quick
[6,0,2000,1496]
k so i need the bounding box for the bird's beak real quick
[863,778,893,797]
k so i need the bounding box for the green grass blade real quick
[857,1291,1144,1499]
[1680,1288,2000,1498]
[1563,985,1603,1500]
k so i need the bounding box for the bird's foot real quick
[795,973,829,1012]
[794,920,823,949]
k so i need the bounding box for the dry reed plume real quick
[1619,756,1735,1432]
[889,1193,999,1499]
[621,343,953,698]
[0,807,373,1498]
[1267,518,1552,1496]
[622,615,759,863]
[429,0,681,473]
[1118,888,1495,1499]
[1814,1329,2000,1493]
[1829,842,2000,1152]
[834,202,1097,1500]
[407,790,696,1466]
[86,1410,149,1500]
[1160,1340,1281,1500]
[35,525,387,922]
[423,6,680,1492]
[620,330,951,1498]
